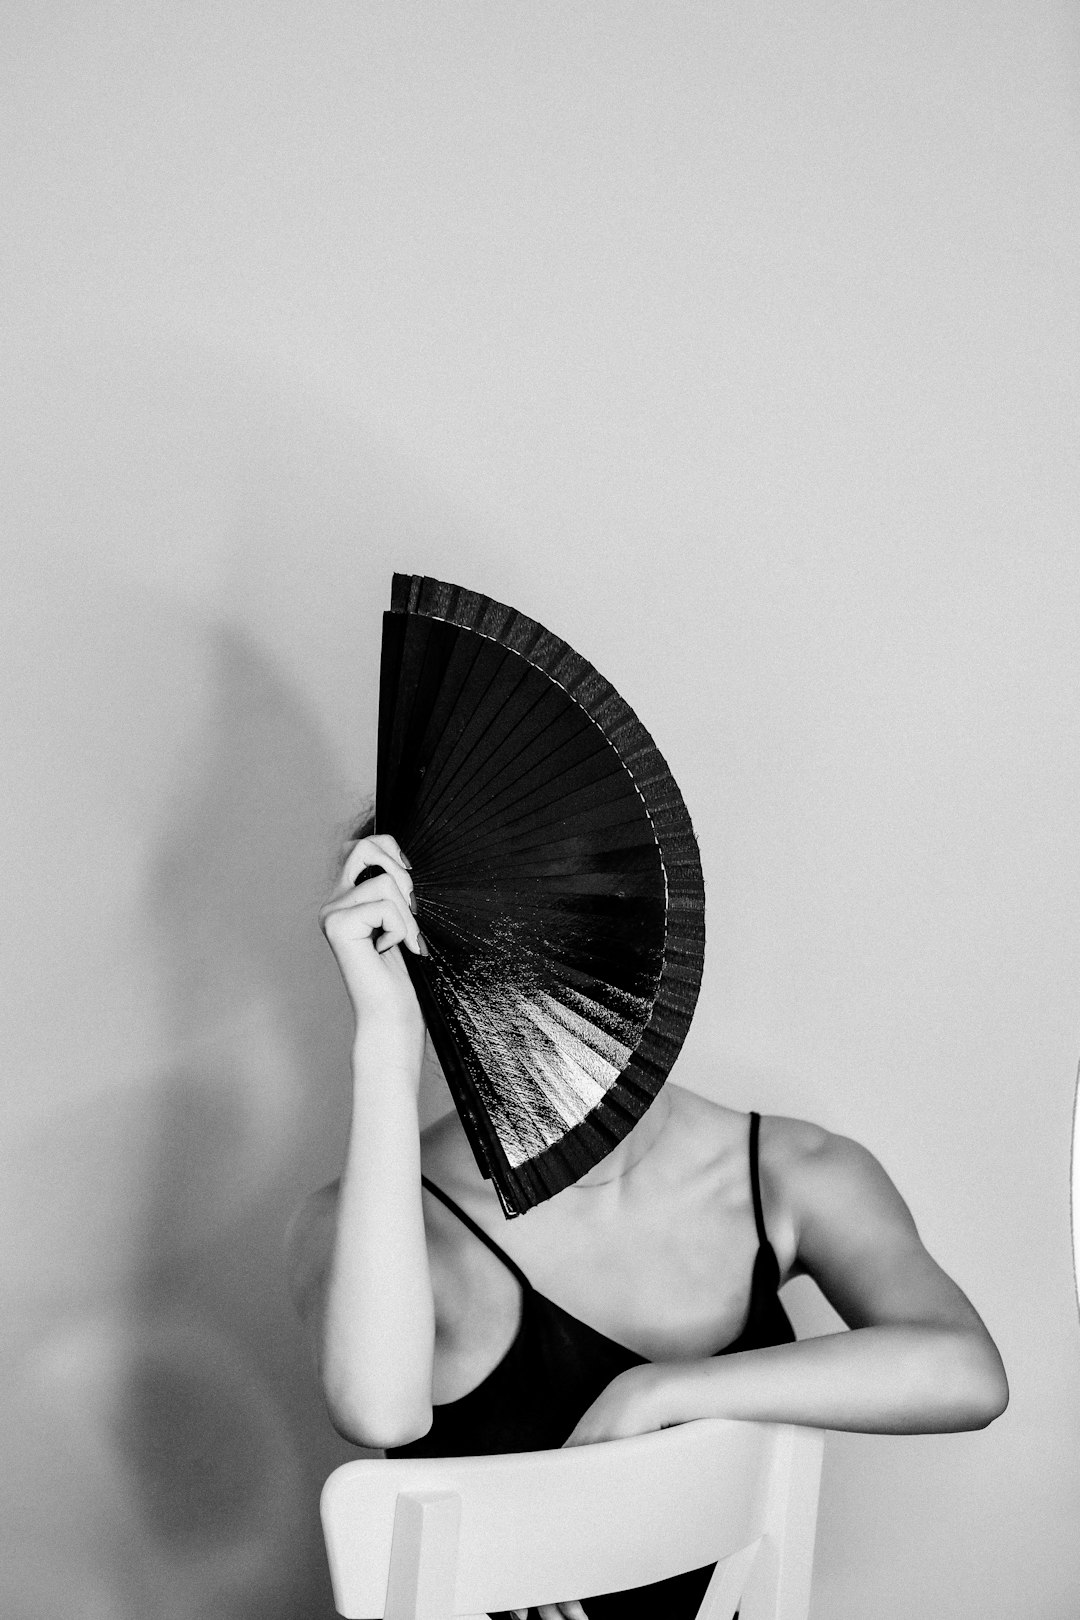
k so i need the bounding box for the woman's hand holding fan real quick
[319,832,426,1047]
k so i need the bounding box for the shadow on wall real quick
[1,324,480,1617]
[0,624,369,1619]
[115,622,365,1619]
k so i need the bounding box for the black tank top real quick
[387,1112,794,1619]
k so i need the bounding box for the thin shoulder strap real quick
[748,1112,769,1247]
[420,1175,532,1290]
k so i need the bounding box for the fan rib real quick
[416,691,608,844]
[389,631,531,832]
[410,653,548,834]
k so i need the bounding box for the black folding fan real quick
[376,573,705,1217]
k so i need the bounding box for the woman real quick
[288,828,1008,1620]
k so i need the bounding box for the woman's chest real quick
[431,1186,762,1367]
[517,1204,761,1360]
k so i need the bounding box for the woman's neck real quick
[567,1087,674,1192]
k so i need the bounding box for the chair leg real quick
[695,1538,763,1620]
[384,1491,461,1620]
[739,1428,824,1620]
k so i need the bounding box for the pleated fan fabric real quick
[376,573,705,1215]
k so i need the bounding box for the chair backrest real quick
[321,1417,824,1620]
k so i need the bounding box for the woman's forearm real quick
[654,1324,1009,1436]
[319,1017,435,1449]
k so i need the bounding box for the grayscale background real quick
[2,4,1077,1616]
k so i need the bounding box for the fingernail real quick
[400,852,413,869]
[408,893,417,914]
[417,934,429,957]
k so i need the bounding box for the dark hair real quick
[347,804,376,843]
[330,801,375,881]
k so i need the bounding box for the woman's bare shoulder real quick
[757,1111,834,1194]
[756,1112,926,1285]
[757,1113,912,1216]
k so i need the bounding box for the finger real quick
[368,830,412,870]
[335,872,420,941]
[349,875,425,951]
[340,861,416,927]
[345,869,406,906]
[338,838,414,904]
[320,895,421,954]
[320,894,406,946]
[560,1604,589,1620]
[349,832,413,886]
[339,837,412,899]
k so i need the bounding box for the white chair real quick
[321,1418,824,1620]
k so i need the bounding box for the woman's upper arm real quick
[768,1119,994,1337]
[285,1178,449,1341]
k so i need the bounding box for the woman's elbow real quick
[318,1334,436,1449]
[966,1358,1009,1429]
[946,1331,1009,1430]
[324,1383,434,1451]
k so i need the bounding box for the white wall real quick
[2,4,1078,1615]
